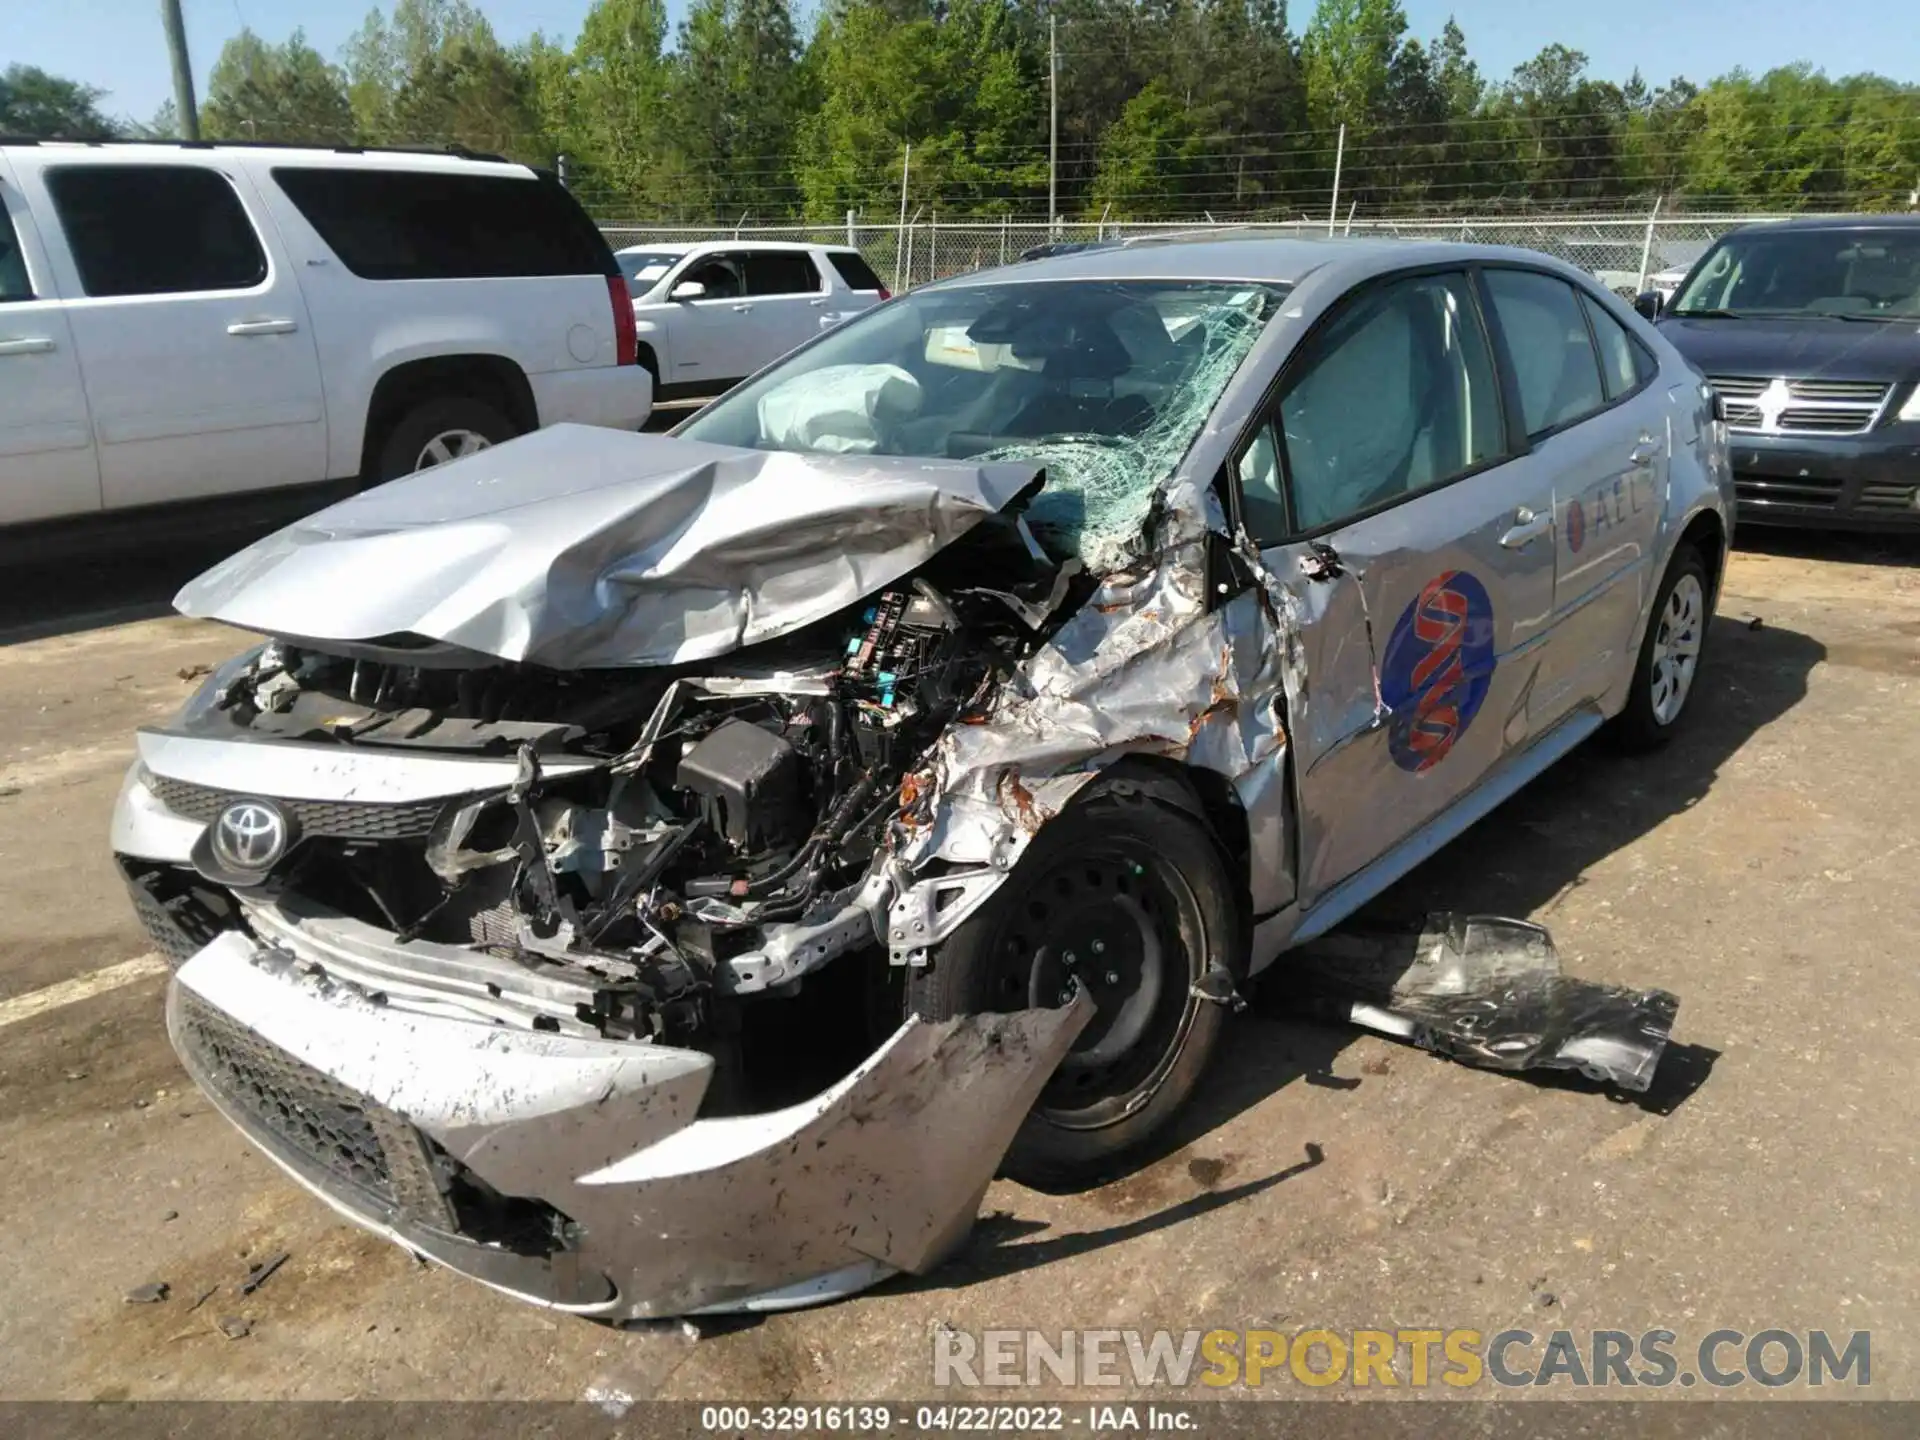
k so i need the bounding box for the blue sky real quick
[10,0,1916,127]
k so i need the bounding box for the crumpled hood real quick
[175,424,1043,669]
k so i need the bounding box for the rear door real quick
[31,160,327,509]
[820,249,887,332]
[742,249,830,363]
[1478,268,1665,718]
[1240,268,1558,909]
[0,157,100,524]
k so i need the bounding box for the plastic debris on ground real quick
[1287,913,1680,1092]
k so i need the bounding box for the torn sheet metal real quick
[174,425,1043,670]
[1289,914,1679,1092]
[170,930,1091,1319]
[896,470,1299,928]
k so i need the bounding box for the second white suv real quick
[616,240,888,399]
[0,142,651,536]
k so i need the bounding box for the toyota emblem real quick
[212,799,289,873]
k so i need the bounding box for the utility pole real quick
[1327,123,1344,236]
[161,0,200,141]
[1048,12,1058,236]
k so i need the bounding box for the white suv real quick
[0,143,651,534]
[615,240,887,399]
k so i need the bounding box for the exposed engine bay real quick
[167,512,1085,1111]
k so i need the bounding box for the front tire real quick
[375,396,518,481]
[1610,544,1710,750]
[905,777,1242,1189]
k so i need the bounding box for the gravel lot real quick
[1,529,1914,1405]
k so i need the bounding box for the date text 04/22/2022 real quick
[698,1405,1198,1431]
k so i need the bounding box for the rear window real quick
[828,250,885,292]
[47,165,267,297]
[271,167,614,281]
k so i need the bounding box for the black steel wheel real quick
[906,774,1242,1188]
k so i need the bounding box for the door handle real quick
[809,298,827,306]
[1628,437,1660,466]
[1499,505,1552,549]
[0,336,55,355]
[226,318,298,336]
[730,304,752,313]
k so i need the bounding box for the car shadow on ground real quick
[0,531,272,647]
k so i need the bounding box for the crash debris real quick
[1288,914,1680,1092]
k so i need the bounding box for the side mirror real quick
[1633,290,1665,321]
[670,280,708,301]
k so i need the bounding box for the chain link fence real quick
[602,208,1807,293]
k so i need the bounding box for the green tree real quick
[674,0,805,219]
[0,64,119,139]
[202,29,356,144]
[1089,77,1217,216]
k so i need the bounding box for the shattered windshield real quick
[678,278,1284,569]
[1672,229,1920,318]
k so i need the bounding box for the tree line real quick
[7,0,1920,222]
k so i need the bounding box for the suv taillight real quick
[877,287,892,301]
[607,275,637,366]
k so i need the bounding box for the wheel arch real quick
[359,355,538,482]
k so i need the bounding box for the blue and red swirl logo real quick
[1381,570,1495,773]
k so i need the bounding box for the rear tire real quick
[1609,544,1710,751]
[905,776,1242,1189]
[375,396,518,481]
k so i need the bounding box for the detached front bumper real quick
[166,931,1087,1319]
[1731,429,1920,531]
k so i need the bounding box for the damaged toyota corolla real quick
[113,237,1732,1320]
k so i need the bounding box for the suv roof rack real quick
[0,137,510,163]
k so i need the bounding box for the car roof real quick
[938,231,1581,291]
[1724,213,1920,235]
[620,239,855,255]
[0,139,536,179]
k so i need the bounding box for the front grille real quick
[119,859,234,965]
[1709,375,1891,437]
[1859,481,1919,513]
[146,772,447,840]
[174,988,457,1229]
[1734,473,1843,510]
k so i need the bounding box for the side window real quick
[746,251,823,296]
[1580,293,1656,401]
[1482,269,1607,436]
[1278,271,1505,534]
[271,168,612,280]
[0,200,32,301]
[683,254,744,299]
[1235,420,1286,543]
[46,165,266,298]
[827,250,884,292]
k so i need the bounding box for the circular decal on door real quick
[1381,570,1496,773]
[1566,498,1587,554]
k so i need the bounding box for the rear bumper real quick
[165,930,1087,1319]
[529,364,653,433]
[1730,428,1920,530]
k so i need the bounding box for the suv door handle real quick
[226,319,298,336]
[808,298,827,306]
[1499,506,1552,549]
[730,303,752,313]
[1628,437,1660,466]
[0,336,56,355]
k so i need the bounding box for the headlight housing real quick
[175,644,268,729]
[1898,384,1920,423]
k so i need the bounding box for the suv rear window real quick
[47,165,267,297]
[827,250,885,292]
[271,168,613,281]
